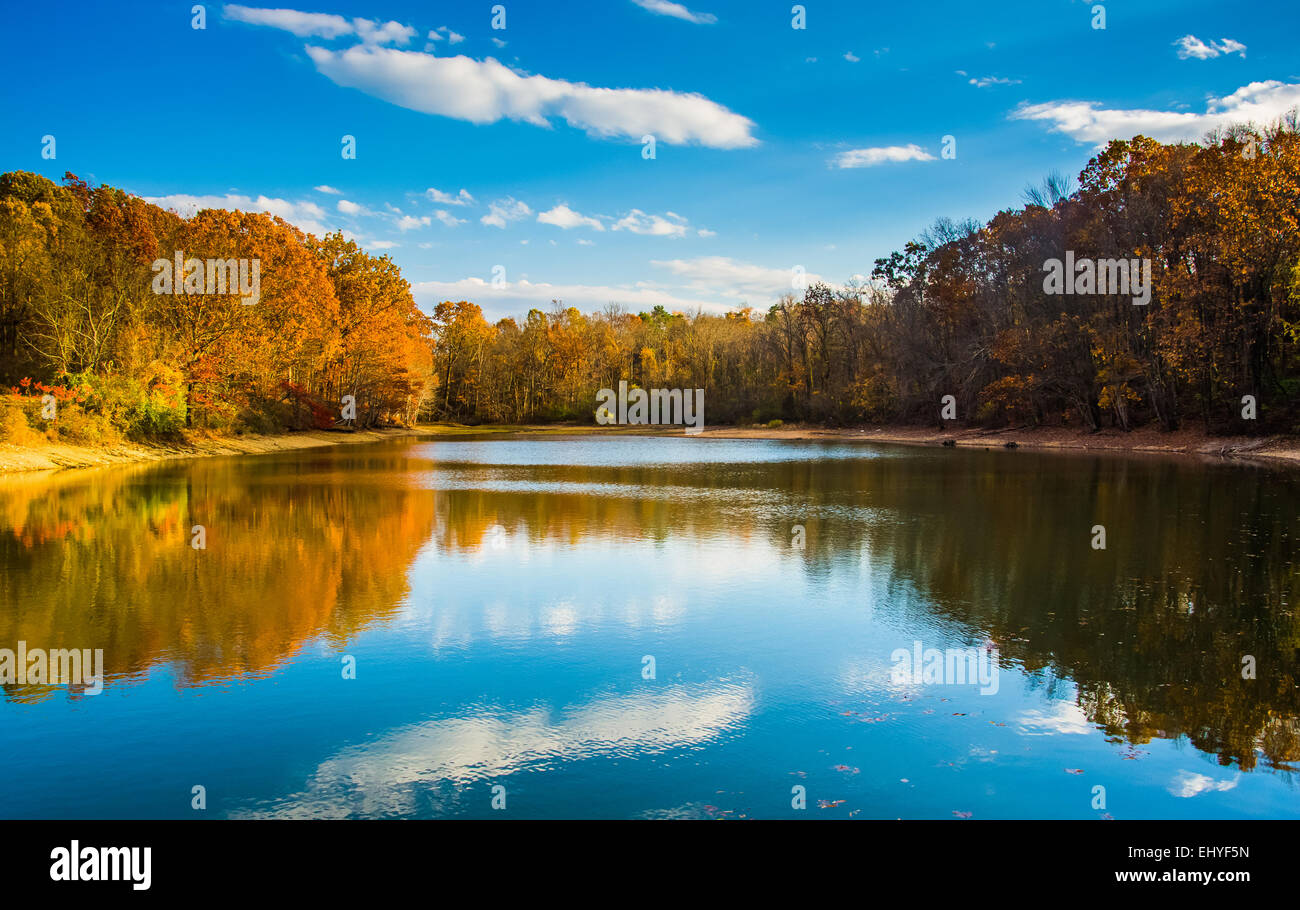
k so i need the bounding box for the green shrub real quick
[51,403,118,446]
[237,399,291,435]
[59,367,187,440]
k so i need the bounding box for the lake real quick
[0,435,1296,819]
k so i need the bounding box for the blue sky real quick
[3,0,1297,321]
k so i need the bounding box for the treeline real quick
[0,171,432,445]
[5,119,1299,445]
[432,120,1300,433]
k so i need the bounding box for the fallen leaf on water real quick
[952,811,973,818]
[1065,768,1085,775]
[817,799,847,809]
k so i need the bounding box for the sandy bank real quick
[0,428,431,474]
[682,423,1300,464]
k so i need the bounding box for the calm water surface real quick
[0,436,1296,819]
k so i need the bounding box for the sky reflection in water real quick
[0,436,1296,819]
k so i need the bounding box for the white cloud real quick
[354,17,416,47]
[314,184,342,194]
[1015,702,1093,736]
[1169,771,1240,798]
[231,684,753,816]
[337,199,369,215]
[697,228,716,237]
[223,4,352,38]
[630,0,717,25]
[577,238,594,246]
[1173,35,1246,60]
[411,255,822,322]
[831,144,936,168]
[492,37,507,48]
[223,5,414,45]
[537,203,605,231]
[481,197,533,228]
[1013,80,1300,146]
[434,210,466,227]
[412,275,738,317]
[368,240,398,250]
[431,25,467,45]
[613,209,688,237]
[396,214,431,231]
[302,44,758,148]
[843,52,860,63]
[142,192,331,235]
[426,187,474,206]
[650,256,822,300]
[968,75,1021,88]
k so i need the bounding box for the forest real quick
[0,170,432,445]
[434,121,1299,433]
[1,116,1298,444]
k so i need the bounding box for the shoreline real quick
[1,421,1296,475]
[0,423,613,475]
[680,423,1300,465]
[0,428,432,475]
